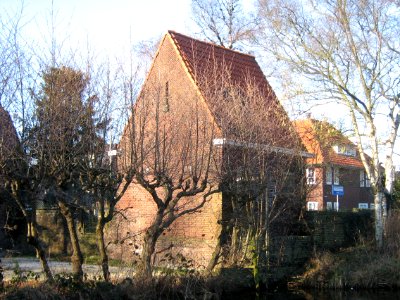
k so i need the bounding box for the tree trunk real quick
[138,229,159,280]
[10,182,54,282]
[58,201,84,280]
[26,222,54,282]
[374,191,385,249]
[96,218,110,281]
[207,227,225,272]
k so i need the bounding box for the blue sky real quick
[0,0,195,58]
[2,0,399,169]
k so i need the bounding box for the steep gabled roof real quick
[168,31,269,92]
[293,119,364,169]
[167,31,295,147]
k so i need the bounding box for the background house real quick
[108,31,303,268]
[294,118,373,211]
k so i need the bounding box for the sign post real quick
[332,185,344,211]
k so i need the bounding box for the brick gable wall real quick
[107,35,223,267]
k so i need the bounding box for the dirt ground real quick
[1,256,136,281]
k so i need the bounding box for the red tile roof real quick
[168,31,270,92]
[168,31,296,147]
[293,119,364,169]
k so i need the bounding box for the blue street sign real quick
[332,185,344,196]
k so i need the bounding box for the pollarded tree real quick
[78,61,140,282]
[118,77,220,279]
[257,0,400,247]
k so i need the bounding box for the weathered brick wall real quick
[107,182,222,267]
[107,35,223,267]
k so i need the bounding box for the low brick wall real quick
[304,211,374,250]
[265,211,374,283]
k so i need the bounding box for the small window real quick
[306,168,316,185]
[333,202,338,211]
[347,148,356,156]
[326,202,333,210]
[333,144,356,156]
[267,179,277,203]
[326,166,332,185]
[360,170,371,187]
[333,167,340,185]
[307,201,319,211]
[365,175,371,187]
[360,170,365,187]
[338,145,346,154]
[358,203,369,209]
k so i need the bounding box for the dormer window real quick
[333,144,356,156]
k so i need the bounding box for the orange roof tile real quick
[293,119,364,169]
[168,31,269,92]
[168,31,296,147]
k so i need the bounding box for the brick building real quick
[107,31,302,267]
[293,118,374,211]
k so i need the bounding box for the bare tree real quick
[195,64,305,287]
[191,0,258,50]
[79,59,141,282]
[256,0,400,247]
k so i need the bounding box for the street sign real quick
[332,185,344,196]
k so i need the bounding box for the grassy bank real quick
[1,271,254,300]
[299,246,400,289]
[299,212,400,289]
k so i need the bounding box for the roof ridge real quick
[167,30,256,59]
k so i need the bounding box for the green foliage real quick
[10,262,40,286]
[80,232,98,263]
[53,272,85,293]
[157,252,197,276]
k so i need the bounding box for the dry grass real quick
[0,270,250,299]
[300,211,400,289]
